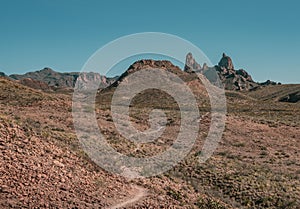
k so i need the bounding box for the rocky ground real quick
[0,77,227,208]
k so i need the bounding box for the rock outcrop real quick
[218,53,234,70]
[279,91,300,103]
[184,53,279,91]
[184,52,202,73]
[75,72,114,90]
[214,53,259,90]
[259,80,279,86]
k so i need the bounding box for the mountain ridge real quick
[9,67,117,91]
[3,53,285,93]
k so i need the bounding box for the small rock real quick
[53,160,64,168]
[157,195,164,201]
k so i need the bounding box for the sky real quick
[0,0,299,83]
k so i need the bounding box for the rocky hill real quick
[97,59,211,113]
[111,59,202,87]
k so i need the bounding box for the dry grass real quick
[1,75,299,208]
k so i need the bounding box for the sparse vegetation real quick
[1,64,300,208]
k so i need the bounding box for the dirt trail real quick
[108,186,147,209]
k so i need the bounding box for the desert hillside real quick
[0,57,300,208]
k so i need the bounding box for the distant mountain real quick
[6,52,281,93]
[185,53,279,91]
[9,68,117,91]
[10,68,78,89]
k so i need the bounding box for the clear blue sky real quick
[0,0,299,83]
